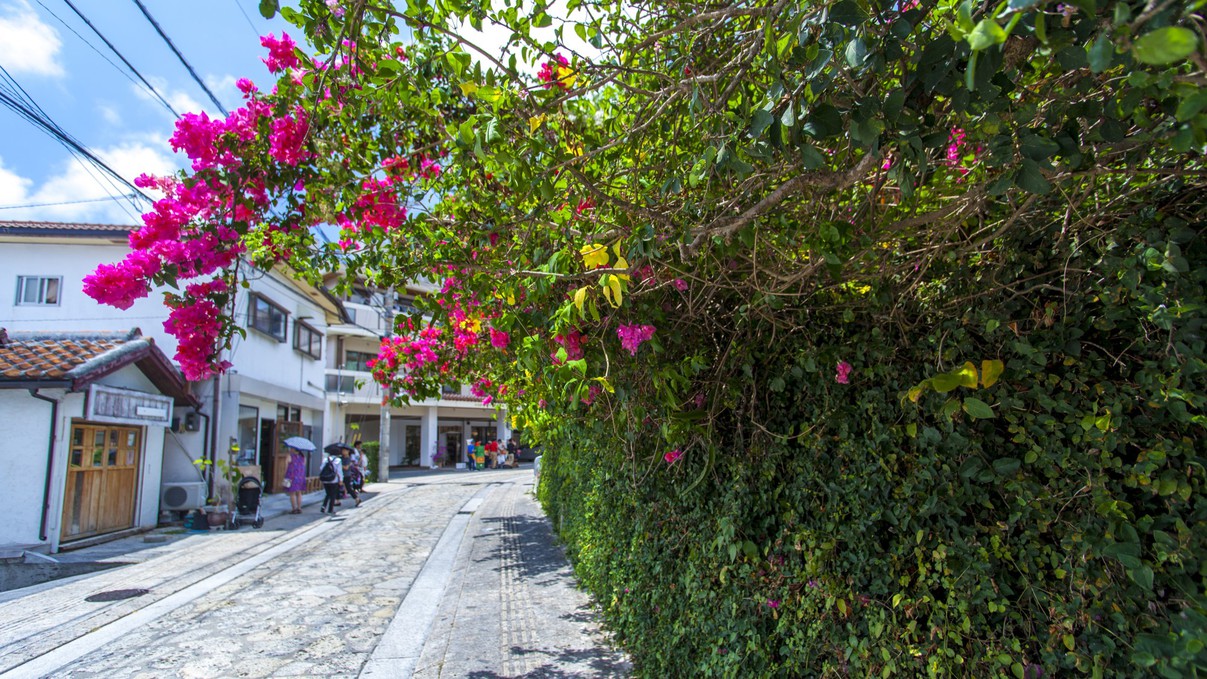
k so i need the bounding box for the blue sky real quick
[0,0,292,225]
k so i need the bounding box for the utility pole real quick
[378,286,394,484]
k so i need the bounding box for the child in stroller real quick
[229,476,265,529]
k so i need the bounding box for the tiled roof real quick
[0,328,197,405]
[0,328,143,380]
[0,220,134,237]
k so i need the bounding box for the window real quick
[277,404,301,422]
[16,276,61,306]
[344,350,376,372]
[294,321,322,359]
[249,294,287,341]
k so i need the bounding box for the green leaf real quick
[931,372,963,393]
[1132,27,1199,65]
[992,457,1021,476]
[846,38,869,68]
[968,19,1007,51]
[963,397,996,419]
[1088,34,1113,73]
[259,0,279,19]
[1015,159,1051,194]
[1020,134,1061,160]
[751,109,773,138]
[1175,92,1207,121]
[1131,565,1154,590]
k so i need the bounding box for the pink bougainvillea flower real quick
[672,278,688,292]
[489,327,510,351]
[664,449,682,464]
[617,324,656,356]
[537,53,570,89]
[766,599,780,609]
[261,33,300,73]
[835,360,853,384]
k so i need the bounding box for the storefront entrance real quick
[62,423,142,542]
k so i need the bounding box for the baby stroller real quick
[228,476,265,529]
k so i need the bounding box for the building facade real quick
[0,221,346,548]
[323,280,511,470]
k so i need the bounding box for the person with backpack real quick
[319,450,342,515]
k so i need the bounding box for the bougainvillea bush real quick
[84,0,1204,674]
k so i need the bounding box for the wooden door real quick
[271,421,304,493]
[62,423,141,541]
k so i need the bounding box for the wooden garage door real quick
[62,423,142,541]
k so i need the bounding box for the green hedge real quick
[540,210,1206,677]
[360,441,379,483]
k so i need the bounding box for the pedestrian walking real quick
[466,438,477,471]
[319,450,342,515]
[284,446,306,514]
[342,449,362,507]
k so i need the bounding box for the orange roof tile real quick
[0,329,140,381]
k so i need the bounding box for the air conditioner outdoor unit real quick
[161,482,207,511]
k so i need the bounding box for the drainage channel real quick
[0,515,343,679]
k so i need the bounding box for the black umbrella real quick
[324,442,355,455]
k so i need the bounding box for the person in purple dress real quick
[285,447,307,514]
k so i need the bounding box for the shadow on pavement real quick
[466,644,631,677]
[473,514,566,582]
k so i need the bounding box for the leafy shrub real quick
[360,440,379,483]
[541,204,1206,677]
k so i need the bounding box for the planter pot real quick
[205,509,230,528]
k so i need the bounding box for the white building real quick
[0,220,346,543]
[323,280,511,470]
[0,328,195,553]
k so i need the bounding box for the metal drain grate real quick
[85,588,149,602]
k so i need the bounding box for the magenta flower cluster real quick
[835,361,853,384]
[617,324,656,356]
[537,53,570,89]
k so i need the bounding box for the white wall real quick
[0,389,72,549]
[0,241,180,357]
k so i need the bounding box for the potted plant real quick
[194,457,242,529]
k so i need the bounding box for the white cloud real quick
[134,77,207,119]
[97,103,122,126]
[0,0,64,77]
[3,143,178,224]
[0,156,33,208]
[206,73,244,105]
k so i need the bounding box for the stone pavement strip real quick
[0,470,629,678]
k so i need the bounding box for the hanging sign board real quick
[86,384,175,427]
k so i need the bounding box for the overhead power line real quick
[0,194,139,210]
[0,65,151,210]
[49,0,180,119]
[130,0,229,116]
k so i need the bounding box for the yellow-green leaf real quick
[594,376,615,393]
[837,598,848,615]
[573,286,588,313]
[957,361,979,388]
[908,384,926,402]
[1063,633,1075,650]
[981,359,1004,387]
[602,275,624,307]
[528,114,546,133]
[459,82,479,96]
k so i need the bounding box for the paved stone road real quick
[0,470,628,678]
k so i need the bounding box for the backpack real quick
[319,457,337,483]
